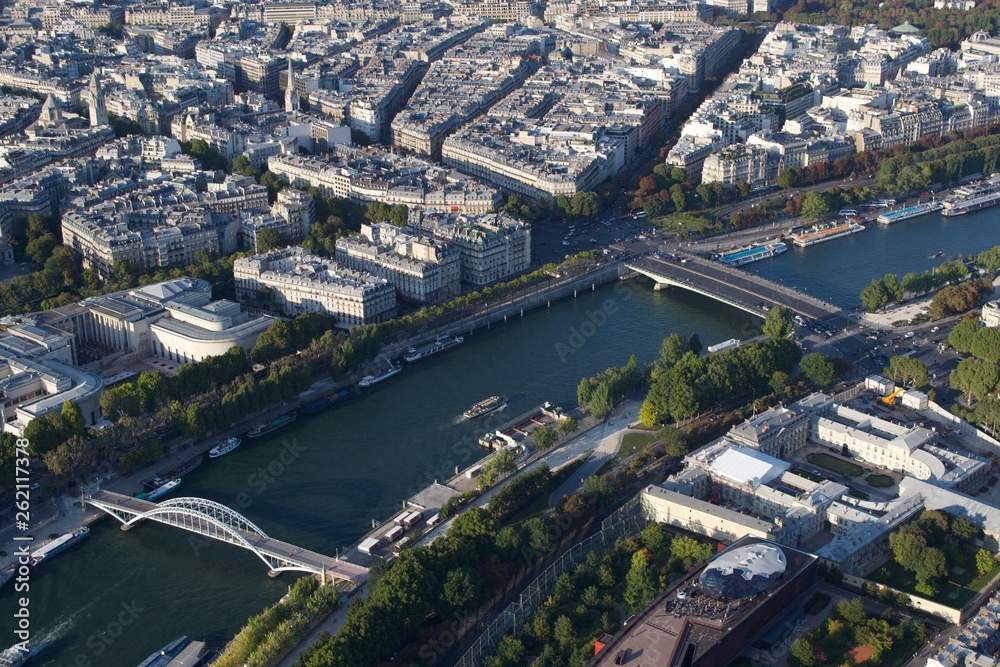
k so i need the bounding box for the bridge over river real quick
[626,253,844,323]
[87,490,369,584]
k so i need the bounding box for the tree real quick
[860,278,890,312]
[589,382,614,420]
[582,474,614,501]
[100,383,144,419]
[42,435,96,480]
[670,167,686,182]
[949,318,981,353]
[255,228,284,252]
[570,191,600,218]
[951,357,1000,403]
[762,305,794,339]
[231,155,260,179]
[553,615,576,650]
[624,550,658,613]
[641,524,668,553]
[660,426,688,458]
[800,191,830,218]
[977,548,995,575]
[952,516,980,540]
[978,245,1000,276]
[558,416,578,435]
[534,423,557,450]
[688,333,702,356]
[777,167,803,189]
[800,353,835,387]
[885,355,929,388]
[448,507,497,542]
[60,401,85,437]
[788,638,816,667]
[770,370,790,397]
[442,567,480,612]
[881,273,904,302]
[671,536,712,568]
[972,326,1000,363]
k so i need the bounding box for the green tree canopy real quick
[799,353,835,387]
[762,305,794,339]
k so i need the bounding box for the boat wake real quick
[27,578,129,656]
[450,415,468,425]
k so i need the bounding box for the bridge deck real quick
[88,490,368,583]
[627,254,842,322]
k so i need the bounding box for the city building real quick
[592,537,819,667]
[234,246,397,325]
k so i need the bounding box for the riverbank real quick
[860,275,1000,328]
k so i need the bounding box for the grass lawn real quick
[866,474,893,488]
[847,487,870,500]
[807,452,864,476]
[867,557,987,608]
[505,456,588,527]
[617,432,658,461]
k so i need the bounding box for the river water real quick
[7,206,999,665]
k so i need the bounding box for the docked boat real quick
[790,221,865,247]
[136,636,213,667]
[358,359,404,388]
[464,395,508,419]
[246,412,297,438]
[877,201,942,225]
[146,478,181,501]
[30,527,89,566]
[0,644,29,667]
[718,242,787,267]
[942,180,1000,216]
[402,335,464,363]
[208,437,241,459]
[152,454,203,488]
[300,388,354,415]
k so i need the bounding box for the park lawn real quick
[868,558,977,608]
[807,453,864,476]
[866,474,893,488]
[617,432,658,461]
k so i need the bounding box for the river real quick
[9,204,1000,665]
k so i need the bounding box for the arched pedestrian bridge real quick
[626,254,844,322]
[87,490,368,583]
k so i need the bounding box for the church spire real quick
[284,59,299,113]
[89,72,108,127]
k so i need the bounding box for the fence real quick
[451,494,648,667]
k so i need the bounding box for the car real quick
[930,326,939,333]
[677,590,688,599]
[905,331,915,338]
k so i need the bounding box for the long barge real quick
[718,242,787,267]
[301,388,354,415]
[790,221,865,247]
[402,335,464,363]
[31,527,90,566]
[246,412,297,438]
[876,201,942,225]
[941,180,1000,216]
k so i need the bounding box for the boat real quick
[876,201,942,225]
[402,335,464,363]
[152,454,203,488]
[718,242,787,267]
[30,527,89,566]
[300,388,354,415]
[932,250,944,258]
[246,412,297,438]
[146,478,181,501]
[358,359,404,388]
[942,180,1000,216]
[136,636,213,667]
[208,437,241,459]
[464,395,508,419]
[790,221,865,247]
[0,644,29,667]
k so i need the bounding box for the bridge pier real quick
[652,282,671,291]
[268,570,282,579]
[120,522,136,531]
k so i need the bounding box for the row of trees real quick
[929,278,995,319]
[860,261,971,312]
[295,507,564,667]
[485,524,712,667]
[250,313,334,364]
[214,576,340,667]
[641,334,802,426]
[577,355,644,420]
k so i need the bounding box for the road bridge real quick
[626,254,844,322]
[87,491,368,583]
